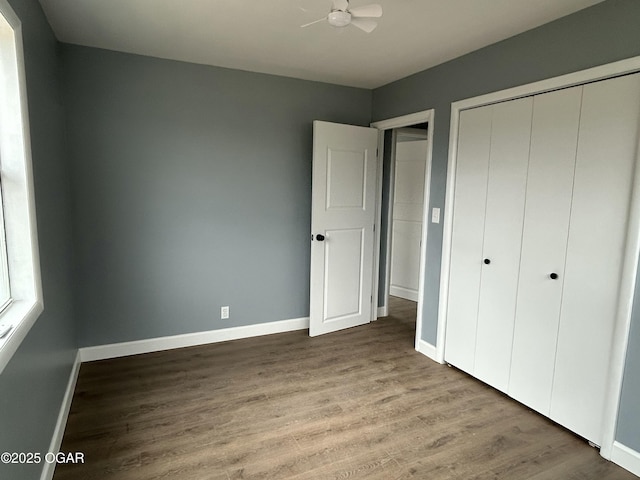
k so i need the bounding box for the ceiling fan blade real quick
[349,4,382,18]
[350,18,377,33]
[332,0,349,11]
[301,17,327,28]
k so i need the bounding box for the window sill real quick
[0,298,43,374]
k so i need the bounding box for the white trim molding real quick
[372,111,433,131]
[79,317,310,362]
[416,339,440,363]
[611,442,640,477]
[437,54,640,467]
[389,286,419,302]
[40,351,81,480]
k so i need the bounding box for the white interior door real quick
[389,132,427,301]
[309,121,379,337]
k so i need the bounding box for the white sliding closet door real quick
[473,97,532,391]
[508,86,583,415]
[550,73,640,443]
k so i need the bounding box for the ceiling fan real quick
[301,0,383,33]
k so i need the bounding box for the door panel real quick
[508,86,583,414]
[324,228,364,320]
[445,106,493,373]
[310,121,378,337]
[550,73,640,443]
[327,149,367,209]
[473,97,532,392]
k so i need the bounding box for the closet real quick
[444,72,640,446]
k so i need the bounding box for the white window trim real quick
[0,0,44,375]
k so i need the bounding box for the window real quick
[0,0,43,374]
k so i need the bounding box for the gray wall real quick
[62,45,372,347]
[0,0,77,479]
[372,0,640,454]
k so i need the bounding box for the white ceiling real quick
[38,0,605,89]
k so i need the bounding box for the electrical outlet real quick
[221,306,229,319]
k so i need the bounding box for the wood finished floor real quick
[54,297,637,480]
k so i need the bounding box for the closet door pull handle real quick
[549,273,559,280]
[483,258,491,265]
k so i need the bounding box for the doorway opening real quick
[385,127,428,337]
[371,110,434,352]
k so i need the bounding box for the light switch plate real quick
[432,207,441,224]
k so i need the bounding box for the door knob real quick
[549,273,559,280]
[315,234,325,241]
[483,258,491,265]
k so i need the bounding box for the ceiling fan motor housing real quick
[328,10,352,27]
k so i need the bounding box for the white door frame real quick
[371,109,435,355]
[437,56,640,465]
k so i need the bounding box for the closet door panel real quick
[474,97,532,392]
[508,86,583,414]
[551,73,640,443]
[445,106,492,373]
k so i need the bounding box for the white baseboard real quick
[416,339,441,363]
[79,317,310,362]
[611,441,640,477]
[377,306,388,318]
[40,351,82,480]
[389,286,419,302]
